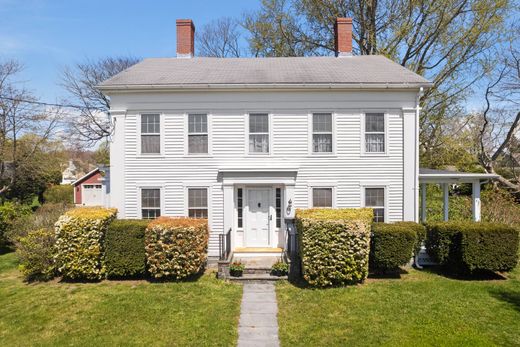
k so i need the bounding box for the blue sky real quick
[0,0,259,102]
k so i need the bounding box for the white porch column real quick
[472,180,481,222]
[442,183,449,221]
[222,184,234,249]
[420,183,427,223]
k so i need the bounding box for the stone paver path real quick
[237,283,280,347]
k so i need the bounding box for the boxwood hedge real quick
[370,223,417,272]
[296,208,373,287]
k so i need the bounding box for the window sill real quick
[307,154,337,158]
[183,155,214,158]
[360,153,389,158]
[136,154,166,159]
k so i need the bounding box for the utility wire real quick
[0,96,104,110]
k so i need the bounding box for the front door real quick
[246,188,270,247]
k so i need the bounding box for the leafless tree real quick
[61,56,140,146]
[196,17,242,57]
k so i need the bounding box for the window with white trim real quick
[365,187,385,222]
[141,188,161,219]
[312,113,332,153]
[312,188,333,207]
[188,188,208,219]
[188,114,208,154]
[249,114,269,153]
[365,113,385,153]
[141,114,160,154]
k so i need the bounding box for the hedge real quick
[145,217,209,279]
[394,221,426,255]
[370,223,417,272]
[426,221,519,273]
[105,219,149,278]
[17,228,56,281]
[43,185,74,204]
[296,208,373,287]
[55,207,117,280]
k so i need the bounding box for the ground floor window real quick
[312,188,333,207]
[188,188,208,219]
[142,188,161,219]
[276,188,282,228]
[365,187,385,222]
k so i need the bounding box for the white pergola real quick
[418,168,499,222]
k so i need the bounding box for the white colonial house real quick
[98,18,495,263]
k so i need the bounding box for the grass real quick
[0,252,242,347]
[277,265,520,346]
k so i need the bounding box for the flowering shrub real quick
[54,207,117,280]
[17,228,56,281]
[271,261,289,276]
[229,261,245,277]
[145,217,209,279]
[296,208,373,287]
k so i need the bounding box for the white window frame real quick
[308,112,336,155]
[361,111,388,156]
[138,186,164,219]
[185,113,212,156]
[138,113,164,156]
[184,185,211,221]
[245,113,272,155]
[360,184,388,222]
[308,184,337,208]
[235,186,245,231]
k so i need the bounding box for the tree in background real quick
[196,17,243,57]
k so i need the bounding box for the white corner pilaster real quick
[223,184,234,249]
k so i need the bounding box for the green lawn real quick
[277,266,520,346]
[0,252,242,347]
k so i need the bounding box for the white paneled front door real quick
[245,188,271,247]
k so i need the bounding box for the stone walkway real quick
[237,283,280,347]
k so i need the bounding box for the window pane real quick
[141,135,160,154]
[188,188,208,208]
[188,114,207,133]
[313,188,332,207]
[249,134,269,153]
[313,114,332,132]
[142,209,161,219]
[373,208,385,222]
[249,114,268,133]
[188,135,208,154]
[365,188,384,207]
[365,113,384,132]
[313,134,332,152]
[189,209,208,219]
[141,114,160,133]
[142,189,160,208]
[365,134,385,153]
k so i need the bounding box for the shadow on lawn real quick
[488,288,520,312]
[420,266,507,281]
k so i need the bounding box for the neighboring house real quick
[98,18,494,262]
[72,168,107,206]
[61,160,78,185]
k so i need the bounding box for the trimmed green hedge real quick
[296,208,373,287]
[426,221,519,273]
[105,219,149,278]
[370,223,417,272]
[394,221,426,255]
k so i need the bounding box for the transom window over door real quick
[312,113,333,153]
[141,114,160,154]
[249,114,269,153]
[312,188,333,207]
[141,188,161,219]
[188,188,208,219]
[365,187,385,222]
[188,114,208,154]
[365,113,385,153]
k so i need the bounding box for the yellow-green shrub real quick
[145,217,209,279]
[16,228,56,281]
[54,207,117,280]
[296,208,373,287]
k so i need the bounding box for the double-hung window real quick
[188,114,208,154]
[312,188,333,207]
[249,114,269,153]
[188,188,208,219]
[141,114,160,154]
[141,188,161,219]
[312,113,333,153]
[365,187,385,222]
[365,113,385,153]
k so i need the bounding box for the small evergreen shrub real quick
[16,228,56,281]
[105,219,149,278]
[296,208,373,287]
[55,207,117,280]
[43,185,74,204]
[145,217,209,279]
[370,223,417,272]
[426,221,519,273]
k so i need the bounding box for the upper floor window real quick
[312,113,332,153]
[312,188,333,207]
[188,114,208,154]
[365,187,385,222]
[249,114,269,153]
[141,114,160,154]
[142,188,161,219]
[188,188,208,219]
[365,113,385,153]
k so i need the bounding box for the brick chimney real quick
[335,18,352,56]
[176,19,195,58]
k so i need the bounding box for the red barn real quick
[73,168,105,206]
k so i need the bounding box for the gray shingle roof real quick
[99,55,431,89]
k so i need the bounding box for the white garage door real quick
[82,184,103,206]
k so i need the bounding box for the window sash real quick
[141,188,161,219]
[141,135,160,154]
[364,187,385,222]
[312,188,333,207]
[141,114,160,134]
[249,134,269,153]
[188,114,208,133]
[312,114,333,153]
[188,134,208,154]
[365,113,385,153]
[188,188,208,219]
[313,113,332,133]
[249,114,269,133]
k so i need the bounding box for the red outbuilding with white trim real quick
[73,168,105,206]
